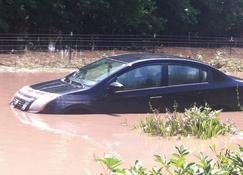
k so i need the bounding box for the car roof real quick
[107,53,196,64]
[107,53,230,81]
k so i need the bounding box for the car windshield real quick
[64,58,125,87]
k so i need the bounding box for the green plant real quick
[138,105,236,139]
[155,145,194,174]
[97,145,243,175]
[210,144,243,174]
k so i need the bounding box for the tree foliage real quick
[192,0,243,36]
[0,0,243,36]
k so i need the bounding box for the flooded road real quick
[0,72,242,175]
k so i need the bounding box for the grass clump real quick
[97,145,243,175]
[139,105,236,139]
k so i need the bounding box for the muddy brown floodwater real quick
[0,72,242,175]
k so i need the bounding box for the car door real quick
[103,64,166,113]
[163,64,209,111]
[201,72,239,111]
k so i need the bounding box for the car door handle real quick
[149,96,163,99]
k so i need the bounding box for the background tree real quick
[155,0,199,35]
[1,0,243,36]
[192,0,243,36]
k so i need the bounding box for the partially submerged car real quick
[10,53,243,114]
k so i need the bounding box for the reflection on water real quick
[12,108,113,151]
[13,108,90,138]
[0,72,243,175]
[12,107,243,161]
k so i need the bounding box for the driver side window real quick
[117,65,163,90]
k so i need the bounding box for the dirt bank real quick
[0,72,242,175]
[0,47,242,73]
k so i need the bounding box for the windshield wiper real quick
[63,77,84,88]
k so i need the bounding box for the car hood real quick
[30,79,81,94]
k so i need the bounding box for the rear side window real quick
[168,65,207,86]
[117,65,163,90]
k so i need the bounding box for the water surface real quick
[0,72,242,175]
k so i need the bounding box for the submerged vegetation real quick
[97,96,242,174]
[138,105,237,139]
[97,145,243,175]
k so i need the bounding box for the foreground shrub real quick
[138,105,236,139]
[97,145,243,175]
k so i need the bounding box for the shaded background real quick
[1,0,243,36]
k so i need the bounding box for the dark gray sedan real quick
[10,53,243,113]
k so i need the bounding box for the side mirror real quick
[107,82,124,94]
